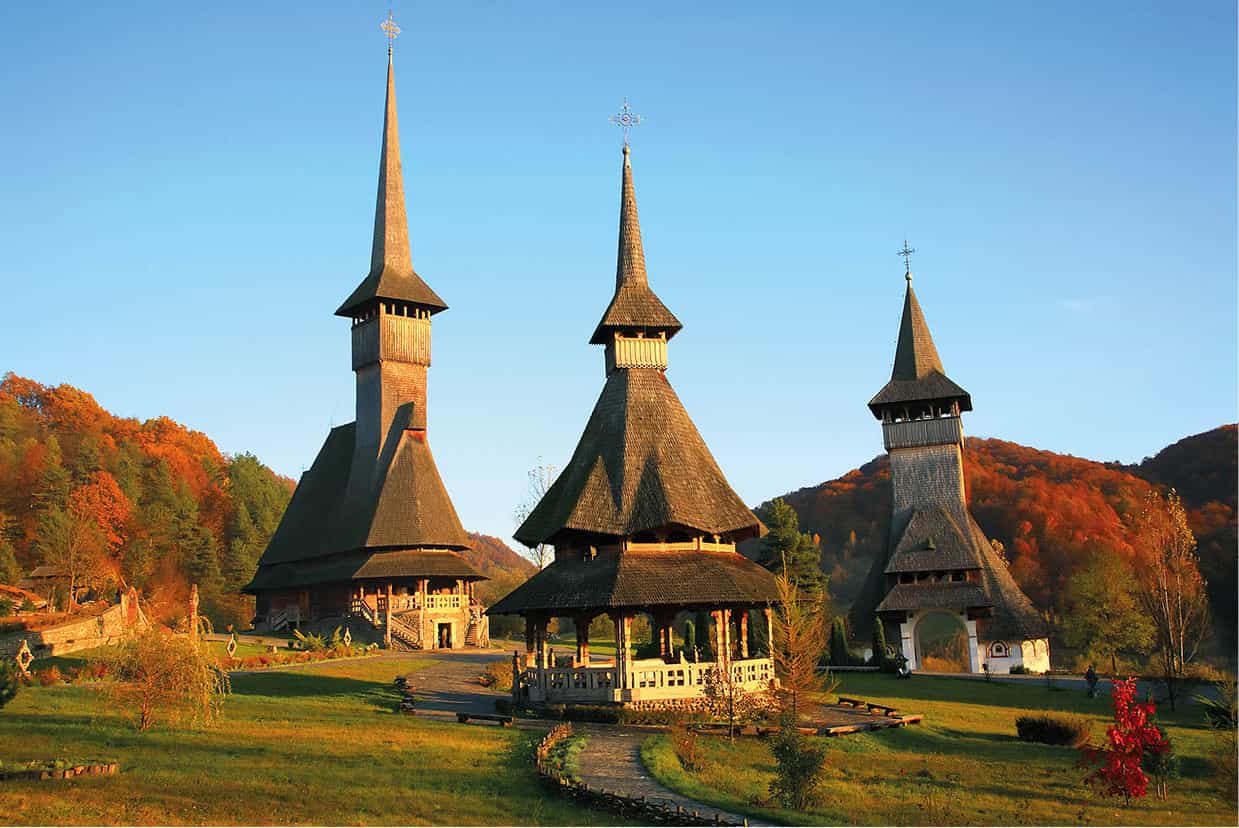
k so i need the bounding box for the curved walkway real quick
[573,726,772,827]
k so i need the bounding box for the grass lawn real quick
[642,672,1236,826]
[0,654,628,825]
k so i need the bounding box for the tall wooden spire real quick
[615,146,648,289]
[590,146,682,344]
[336,53,446,318]
[370,54,413,282]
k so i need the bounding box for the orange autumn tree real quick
[0,373,293,626]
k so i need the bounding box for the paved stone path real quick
[573,726,771,826]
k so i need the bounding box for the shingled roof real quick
[884,506,985,573]
[868,277,972,417]
[513,368,764,547]
[878,505,1046,640]
[590,146,682,344]
[244,417,476,593]
[336,54,447,318]
[488,548,779,615]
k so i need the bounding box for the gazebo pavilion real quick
[488,141,780,710]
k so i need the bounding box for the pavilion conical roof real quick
[336,54,447,317]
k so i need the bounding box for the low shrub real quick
[84,660,111,681]
[0,660,20,710]
[769,715,828,810]
[35,666,62,687]
[671,724,700,771]
[493,697,513,716]
[479,660,512,692]
[1015,713,1090,746]
[0,598,13,616]
[1009,664,1028,675]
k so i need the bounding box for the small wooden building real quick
[244,49,487,650]
[863,268,1049,673]
[489,145,780,709]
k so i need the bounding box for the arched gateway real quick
[488,144,781,710]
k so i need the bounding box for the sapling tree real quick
[1131,489,1210,710]
[513,460,557,569]
[108,629,230,731]
[772,570,831,720]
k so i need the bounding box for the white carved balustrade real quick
[520,656,775,704]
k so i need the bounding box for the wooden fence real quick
[533,724,745,826]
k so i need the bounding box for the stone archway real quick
[911,610,979,672]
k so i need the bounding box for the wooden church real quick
[864,264,1048,674]
[488,142,781,709]
[245,42,487,651]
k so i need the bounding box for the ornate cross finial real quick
[381,9,401,55]
[897,239,916,280]
[609,98,643,147]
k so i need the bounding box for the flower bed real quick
[220,644,379,671]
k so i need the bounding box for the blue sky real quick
[2,2,1235,544]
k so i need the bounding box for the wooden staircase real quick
[388,612,422,650]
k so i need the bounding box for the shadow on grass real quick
[229,670,399,713]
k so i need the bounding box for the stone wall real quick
[0,590,143,658]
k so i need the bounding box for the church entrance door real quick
[437,623,452,649]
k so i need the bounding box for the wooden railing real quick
[350,599,379,627]
[522,656,775,703]
[388,614,421,649]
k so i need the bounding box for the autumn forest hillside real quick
[764,426,1237,653]
[0,374,536,629]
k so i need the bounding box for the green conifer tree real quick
[755,498,823,594]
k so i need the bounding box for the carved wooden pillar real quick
[575,614,591,666]
[384,583,393,648]
[614,612,632,688]
[524,616,537,667]
[739,610,750,659]
[764,607,774,658]
[711,609,725,664]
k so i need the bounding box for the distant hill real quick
[761,426,1237,649]
[465,531,535,605]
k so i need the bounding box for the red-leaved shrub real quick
[36,666,62,686]
[1079,678,1168,804]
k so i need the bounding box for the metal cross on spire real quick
[609,98,643,147]
[897,239,916,280]
[381,9,401,54]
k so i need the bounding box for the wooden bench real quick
[837,696,898,717]
[456,712,513,727]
